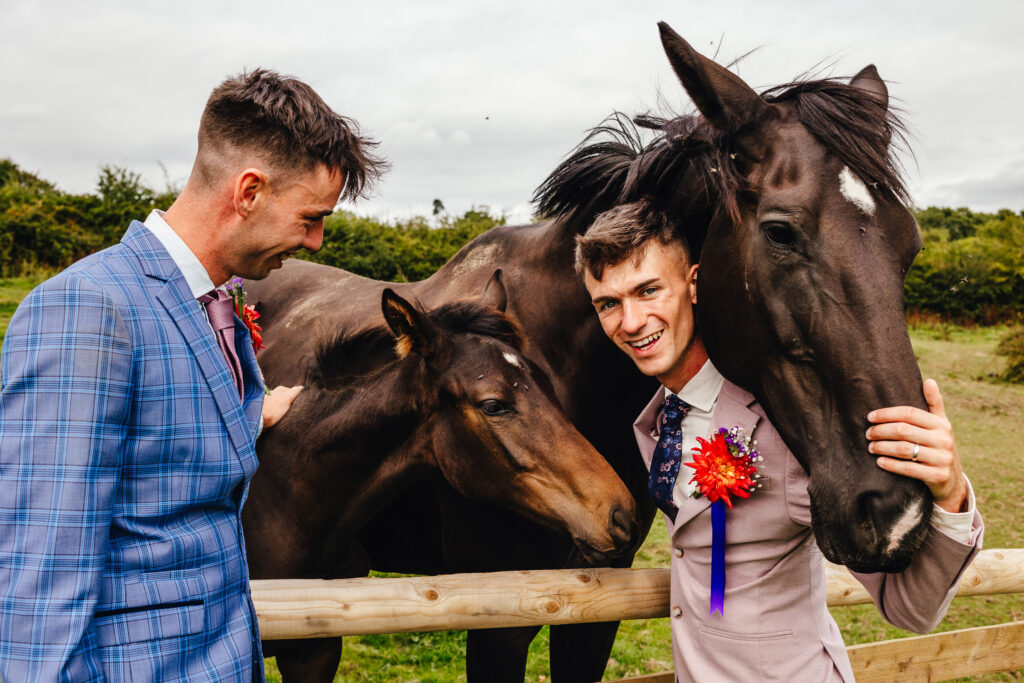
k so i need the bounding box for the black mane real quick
[314,300,524,382]
[533,76,910,234]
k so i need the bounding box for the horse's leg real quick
[549,621,620,682]
[466,625,541,683]
[274,637,343,683]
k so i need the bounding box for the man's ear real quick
[689,263,700,305]
[234,168,268,217]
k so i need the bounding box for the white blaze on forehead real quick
[502,352,523,369]
[839,166,876,216]
[885,499,924,553]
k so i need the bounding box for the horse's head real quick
[656,23,928,572]
[381,272,640,564]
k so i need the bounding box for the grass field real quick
[0,277,1020,681]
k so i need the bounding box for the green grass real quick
[0,281,1019,681]
[0,275,51,346]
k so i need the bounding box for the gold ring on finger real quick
[912,443,920,461]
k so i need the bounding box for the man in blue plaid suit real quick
[0,70,384,681]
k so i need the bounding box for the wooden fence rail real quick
[251,548,1024,681]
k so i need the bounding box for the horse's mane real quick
[314,300,525,382]
[533,76,911,236]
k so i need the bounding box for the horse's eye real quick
[763,222,798,248]
[479,399,513,417]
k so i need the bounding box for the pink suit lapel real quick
[633,379,762,529]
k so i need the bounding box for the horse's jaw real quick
[749,357,934,573]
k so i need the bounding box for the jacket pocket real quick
[95,574,205,646]
[698,623,793,641]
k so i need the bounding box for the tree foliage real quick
[905,207,1024,324]
[0,159,502,281]
[2,159,1022,321]
[301,208,502,282]
[0,159,176,275]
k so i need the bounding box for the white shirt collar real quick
[143,209,217,299]
[670,359,725,413]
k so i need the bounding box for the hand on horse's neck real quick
[659,336,710,395]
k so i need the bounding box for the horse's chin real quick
[571,536,632,566]
[810,495,931,574]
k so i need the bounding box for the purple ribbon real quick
[710,500,726,616]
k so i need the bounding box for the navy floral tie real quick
[648,393,691,518]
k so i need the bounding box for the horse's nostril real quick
[857,490,905,549]
[609,504,637,549]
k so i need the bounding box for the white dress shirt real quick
[143,210,218,298]
[667,360,976,543]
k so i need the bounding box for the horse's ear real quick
[849,65,889,111]
[381,288,438,358]
[657,22,773,158]
[849,65,891,146]
[481,269,508,312]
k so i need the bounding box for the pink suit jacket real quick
[633,379,984,682]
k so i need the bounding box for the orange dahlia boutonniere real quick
[685,426,763,616]
[228,277,265,354]
[685,427,762,508]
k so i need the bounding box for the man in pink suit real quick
[577,199,983,682]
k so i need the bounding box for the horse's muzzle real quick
[811,483,931,573]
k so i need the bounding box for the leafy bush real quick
[0,160,175,276]
[300,207,504,282]
[996,327,1024,383]
[905,208,1024,324]
[5,158,1024,319]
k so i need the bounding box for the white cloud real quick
[1,0,1022,217]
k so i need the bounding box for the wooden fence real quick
[251,548,1024,682]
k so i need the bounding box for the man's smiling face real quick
[583,239,701,391]
[234,163,343,279]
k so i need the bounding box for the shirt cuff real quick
[256,414,264,440]
[930,474,976,544]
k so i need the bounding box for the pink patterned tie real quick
[199,290,244,399]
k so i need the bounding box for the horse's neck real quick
[306,359,438,550]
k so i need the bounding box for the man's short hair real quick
[196,69,387,201]
[574,198,690,280]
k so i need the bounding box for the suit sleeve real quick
[783,439,984,635]
[0,275,131,682]
[850,507,983,634]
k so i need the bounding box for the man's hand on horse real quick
[262,385,304,430]
[865,379,968,514]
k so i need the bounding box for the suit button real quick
[672,606,682,618]
[673,547,683,558]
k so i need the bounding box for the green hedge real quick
[2,159,1022,322]
[0,159,502,283]
[300,208,502,282]
[905,208,1024,324]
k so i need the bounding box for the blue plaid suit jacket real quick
[0,222,266,682]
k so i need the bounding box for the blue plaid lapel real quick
[122,221,258,477]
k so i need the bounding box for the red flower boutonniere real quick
[686,426,763,507]
[228,277,265,354]
[685,426,763,616]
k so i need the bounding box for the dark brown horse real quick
[244,272,640,680]
[247,22,931,683]
[537,23,929,575]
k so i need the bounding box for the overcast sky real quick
[2,0,1021,224]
